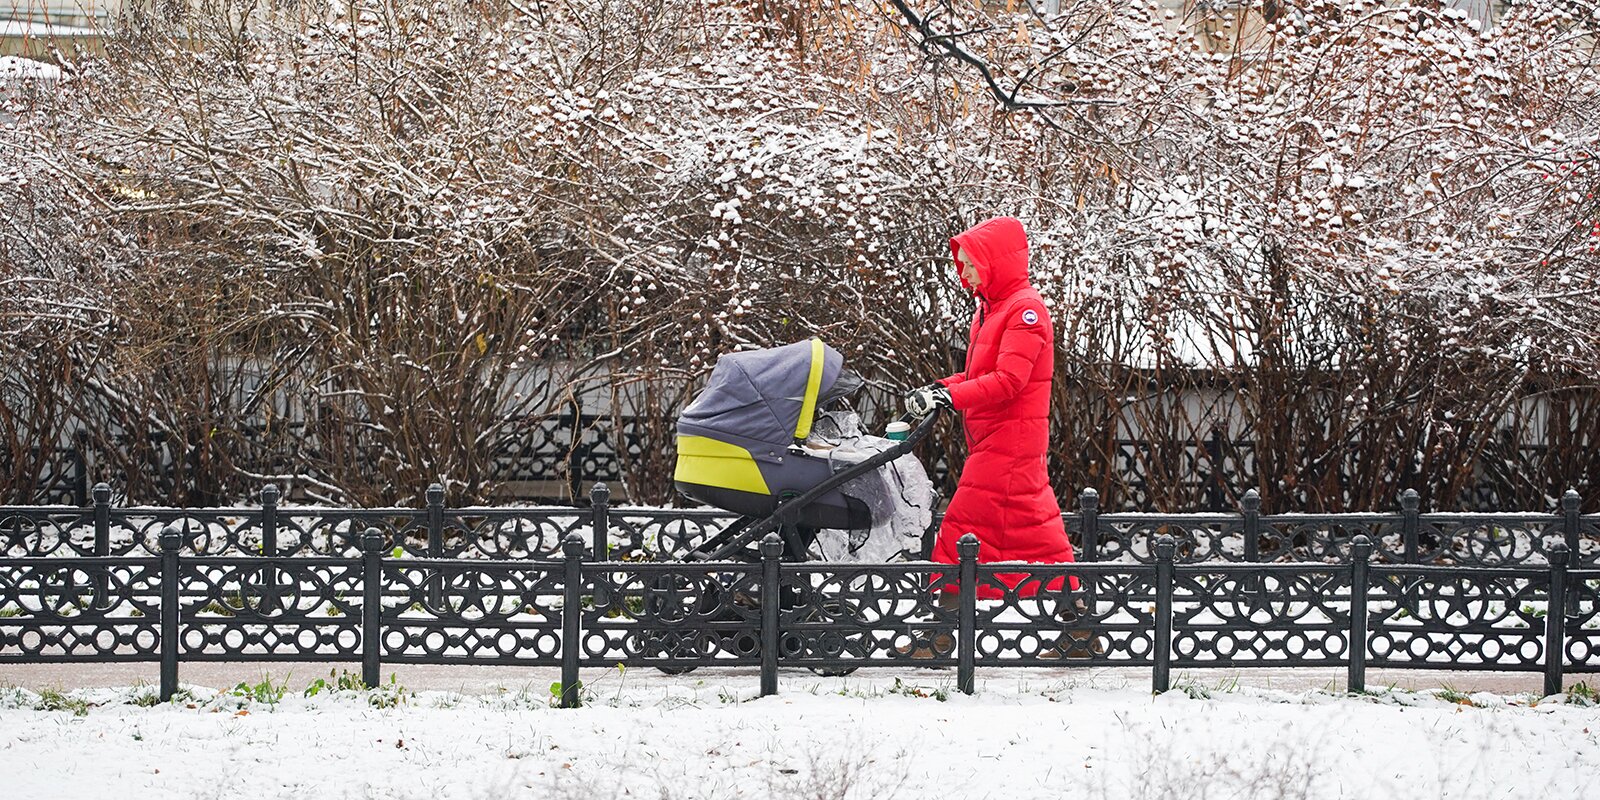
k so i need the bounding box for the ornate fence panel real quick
[609,506,738,561]
[966,563,1159,667]
[1409,514,1570,567]
[435,508,589,561]
[1366,565,1550,672]
[0,506,99,558]
[581,560,763,672]
[0,557,162,662]
[381,558,564,668]
[781,561,960,672]
[1169,564,1353,669]
[179,556,366,663]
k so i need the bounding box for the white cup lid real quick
[886,421,911,432]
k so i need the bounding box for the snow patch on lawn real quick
[2,673,1597,799]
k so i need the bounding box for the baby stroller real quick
[644,338,940,673]
[673,338,939,561]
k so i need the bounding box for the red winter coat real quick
[931,217,1076,599]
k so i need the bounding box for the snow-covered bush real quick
[1,0,1596,509]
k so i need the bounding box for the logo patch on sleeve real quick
[1021,309,1039,325]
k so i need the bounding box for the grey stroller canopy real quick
[677,338,862,447]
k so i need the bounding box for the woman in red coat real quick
[904,216,1092,657]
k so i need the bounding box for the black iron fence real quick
[12,418,1577,511]
[4,483,1596,568]
[1,528,1595,707]
[3,484,1599,705]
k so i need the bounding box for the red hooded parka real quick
[932,217,1076,598]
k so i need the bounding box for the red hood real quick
[950,216,1031,301]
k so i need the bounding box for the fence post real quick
[1559,490,1582,637]
[1241,489,1260,562]
[92,483,111,608]
[426,483,445,556]
[1401,489,1420,564]
[358,527,383,688]
[591,483,611,560]
[760,532,784,697]
[92,483,111,553]
[561,533,585,708]
[426,483,445,609]
[261,484,279,556]
[260,484,279,613]
[1544,542,1570,698]
[1153,534,1175,694]
[1076,490,1100,613]
[957,533,980,695]
[1348,535,1371,694]
[1078,488,1099,563]
[1562,489,1582,557]
[159,524,182,702]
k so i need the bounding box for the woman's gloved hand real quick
[904,384,951,418]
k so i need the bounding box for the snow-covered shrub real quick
[0,0,1596,509]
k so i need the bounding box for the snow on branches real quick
[0,0,1597,508]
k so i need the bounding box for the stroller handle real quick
[744,405,943,542]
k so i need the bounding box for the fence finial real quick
[1562,488,1581,512]
[1548,540,1571,568]
[1154,534,1176,561]
[958,532,981,558]
[1351,534,1372,561]
[760,532,785,559]
[159,522,184,552]
[562,532,587,559]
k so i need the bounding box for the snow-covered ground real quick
[3,667,1597,800]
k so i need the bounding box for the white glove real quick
[904,384,951,418]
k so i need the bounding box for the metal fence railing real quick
[3,481,1598,705]
[1,530,1595,706]
[4,483,1595,567]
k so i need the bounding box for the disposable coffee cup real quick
[885,421,911,441]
